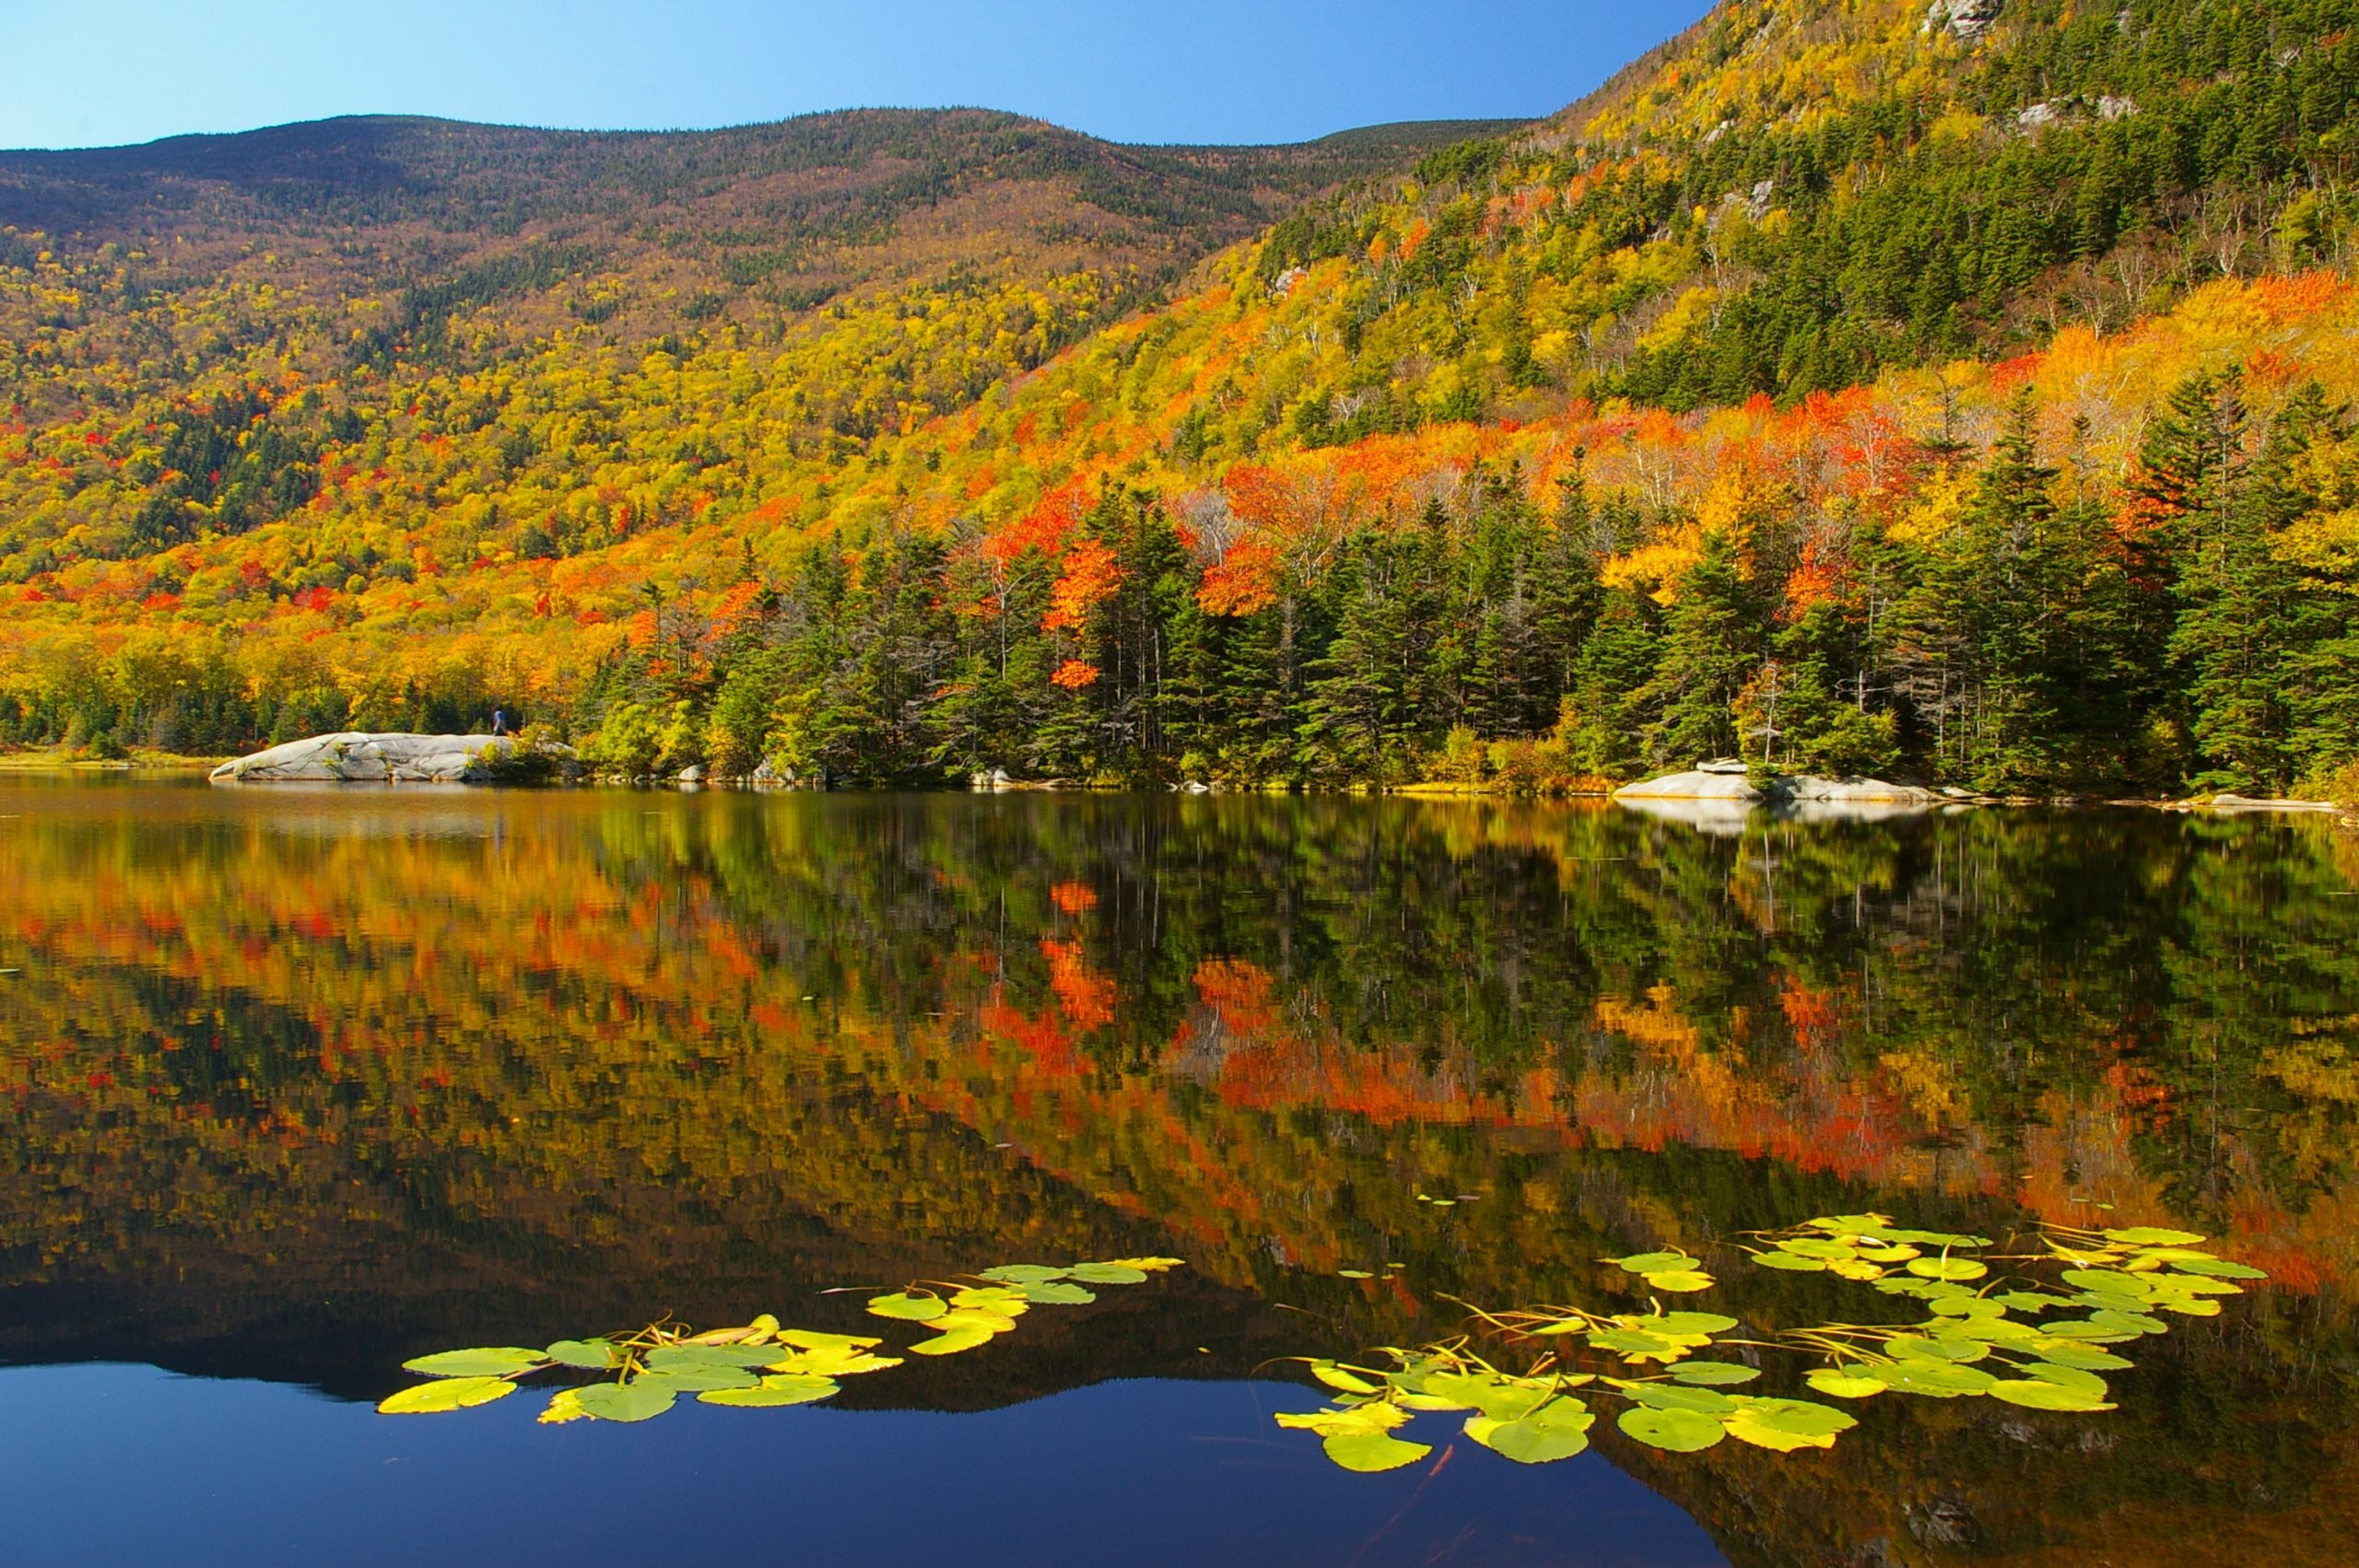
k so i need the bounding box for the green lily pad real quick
[865,1292,949,1322]
[1310,1362,1386,1396]
[1014,1281,1097,1305]
[2021,1363,2110,1398]
[2165,1256,2268,1280]
[1641,1269,1717,1293]
[378,1375,518,1414]
[1988,1379,2118,1411]
[977,1265,1071,1286]
[401,1347,548,1378]
[1616,1405,1726,1452]
[1623,1381,1740,1415]
[1421,1373,1553,1422]
[573,1381,679,1422]
[698,1374,839,1408]
[1608,1250,1696,1273]
[1322,1431,1432,1472]
[1752,1251,1826,1271]
[1666,1363,1759,1386]
[1776,1237,1857,1260]
[2103,1227,2206,1247]
[1808,1214,1896,1235]
[634,1364,759,1392]
[908,1324,1000,1357]
[1906,1257,1989,1281]
[1881,1360,1997,1398]
[950,1286,1033,1314]
[774,1330,884,1353]
[1888,1335,1989,1363]
[1588,1328,1680,1357]
[1884,1230,1992,1247]
[1649,1312,1739,1335]
[2087,1307,2170,1336]
[2062,1268,2149,1296]
[645,1342,780,1370]
[1068,1263,1150,1285]
[1805,1370,1889,1398]
[1467,1400,1594,1464]
[1725,1397,1857,1451]
[544,1339,617,1370]
[2031,1340,2135,1370]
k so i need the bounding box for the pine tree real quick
[1646,531,1760,766]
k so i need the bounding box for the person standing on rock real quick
[491,709,509,739]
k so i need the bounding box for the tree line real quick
[563,375,2358,797]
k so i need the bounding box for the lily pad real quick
[865,1292,949,1322]
[1623,1382,1738,1415]
[1881,1360,1997,1398]
[774,1330,884,1353]
[634,1364,760,1392]
[698,1375,839,1408]
[1617,1405,1726,1452]
[1310,1362,1387,1397]
[1068,1263,1150,1285]
[1322,1431,1432,1472]
[573,1381,679,1422]
[378,1376,518,1414]
[1987,1379,2118,1412]
[1641,1269,1717,1293]
[1608,1250,1696,1274]
[1804,1370,1889,1399]
[2165,1256,2268,1280]
[908,1324,1000,1357]
[402,1347,548,1379]
[645,1342,780,1370]
[1726,1397,1856,1451]
[1752,1251,1826,1272]
[544,1339,617,1370]
[1906,1258,1989,1282]
[2020,1363,2110,1398]
[1467,1400,1594,1464]
[1014,1281,1097,1305]
[978,1265,1071,1286]
[1666,1363,1760,1386]
[2103,1226,2206,1247]
[2031,1341,2134,1371]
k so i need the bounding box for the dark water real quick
[2,779,2354,1566]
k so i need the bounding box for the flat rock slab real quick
[1614,770,1762,802]
[212,732,526,783]
[1780,777,1942,803]
[2208,793,2340,813]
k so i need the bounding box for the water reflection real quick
[1,781,2354,1564]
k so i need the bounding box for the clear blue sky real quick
[2,1,1713,151]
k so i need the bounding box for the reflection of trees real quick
[2,791,2357,1557]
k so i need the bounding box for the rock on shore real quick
[209,732,569,784]
[1613,763,1945,808]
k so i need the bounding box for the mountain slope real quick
[2,0,2356,797]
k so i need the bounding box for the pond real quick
[0,780,2353,1565]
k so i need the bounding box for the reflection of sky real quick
[0,1365,1726,1568]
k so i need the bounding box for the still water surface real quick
[1,780,2353,1565]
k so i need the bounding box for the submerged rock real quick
[210,732,573,784]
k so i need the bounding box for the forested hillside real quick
[2,0,2356,796]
